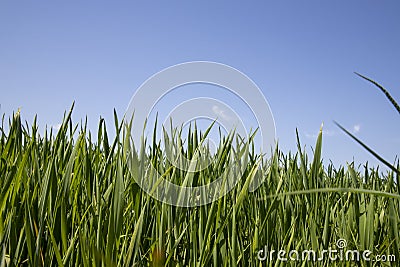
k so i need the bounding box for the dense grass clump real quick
[0,107,399,266]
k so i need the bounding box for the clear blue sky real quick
[1,1,399,170]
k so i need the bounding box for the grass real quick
[335,73,400,175]
[0,104,399,266]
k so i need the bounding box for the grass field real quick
[0,105,399,266]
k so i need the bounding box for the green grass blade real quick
[355,72,400,114]
[334,121,400,175]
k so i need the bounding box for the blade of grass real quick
[334,121,400,175]
[355,72,400,114]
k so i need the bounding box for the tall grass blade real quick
[355,72,400,114]
[334,121,399,174]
